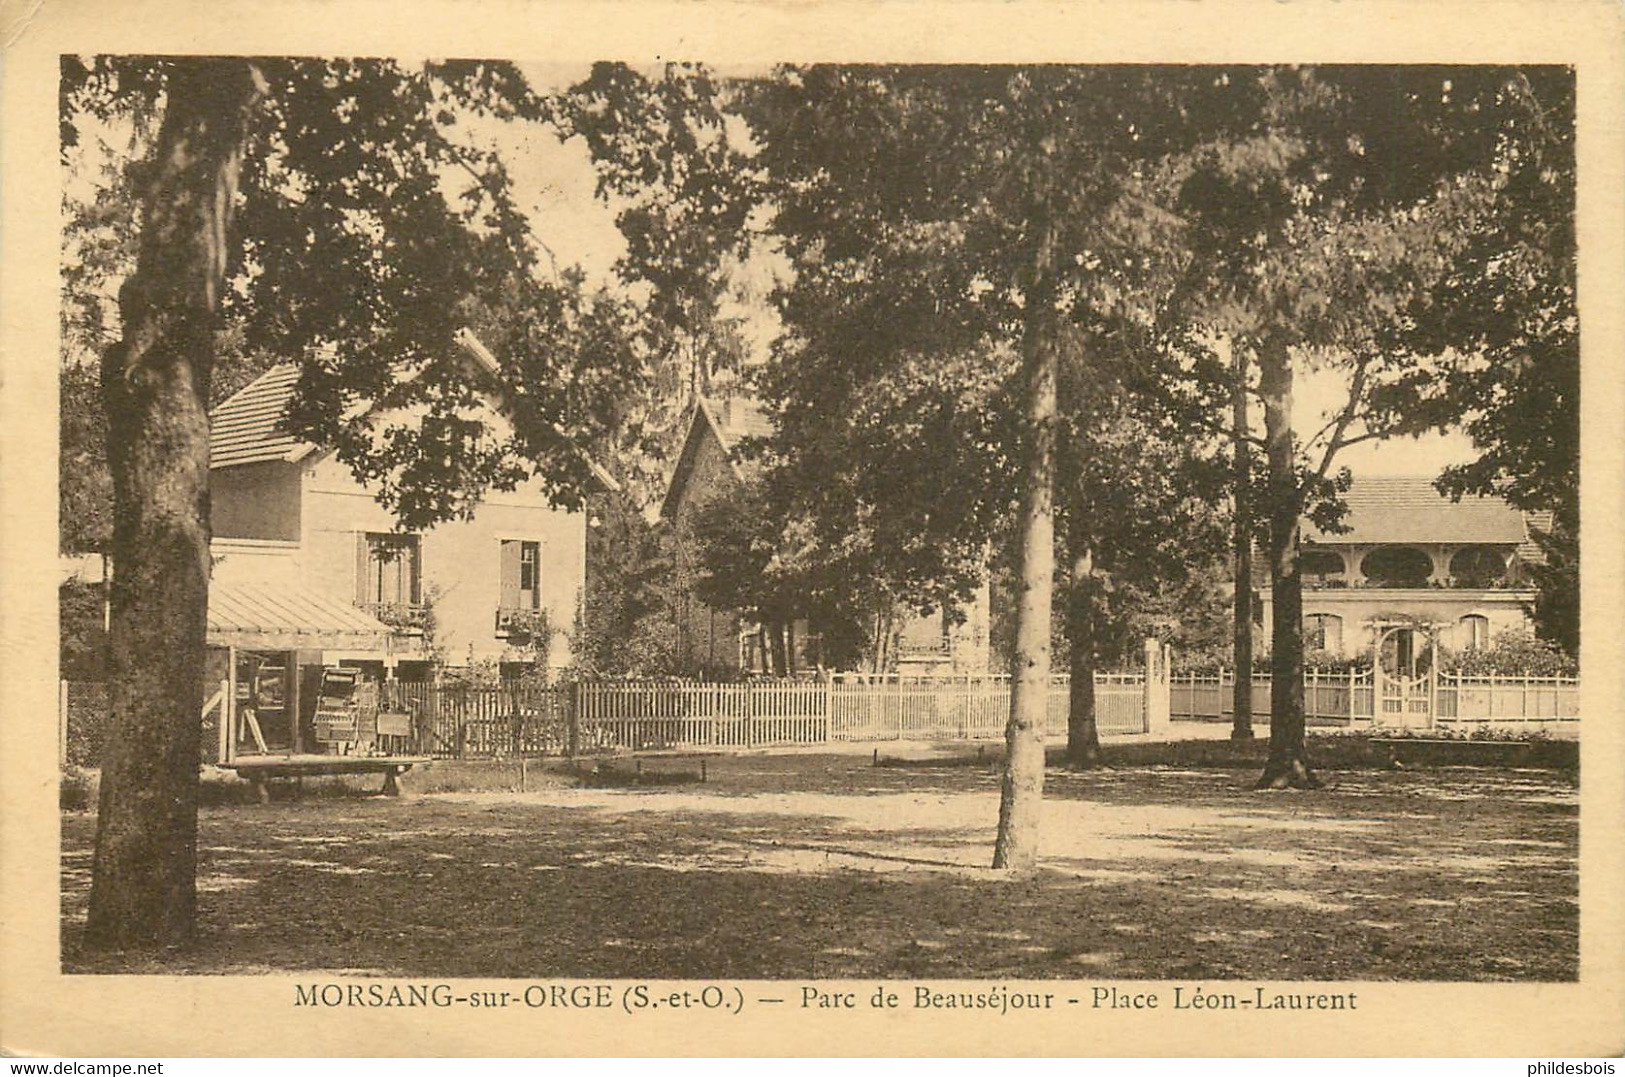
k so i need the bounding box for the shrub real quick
[1451,629,1578,677]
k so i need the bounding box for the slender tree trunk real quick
[1064,542,1104,768]
[1254,336,1319,790]
[1231,339,1255,741]
[86,60,262,950]
[993,210,1058,871]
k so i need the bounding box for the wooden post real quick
[283,653,298,755]
[224,646,238,763]
[895,677,904,740]
[823,674,834,744]
[215,677,230,764]
[567,680,581,759]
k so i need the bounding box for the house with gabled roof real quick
[204,332,614,757]
[661,396,991,675]
[1263,476,1545,664]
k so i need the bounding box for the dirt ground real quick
[60,752,1578,980]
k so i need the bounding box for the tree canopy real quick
[63,56,648,949]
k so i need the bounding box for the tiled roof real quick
[208,350,619,491]
[209,365,309,468]
[1304,477,1529,546]
[660,396,775,521]
[1518,510,1556,565]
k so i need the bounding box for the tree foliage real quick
[62,56,643,949]
[574,491,682,677]
[552,62,763,497]
[63,57,640,528]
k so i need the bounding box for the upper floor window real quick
[499,539,542,611]
[357,532,421,607]
[1360,545,1433,589]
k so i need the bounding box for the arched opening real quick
[1449,546,1510,588]
[1305,613,1343,653]
[1457,614,1490,651]
[1361,546,1434,589]
[1378,626,1434,677]
[1300,548,1347,587]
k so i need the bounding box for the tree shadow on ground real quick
[60,761,1577,981]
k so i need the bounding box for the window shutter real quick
[408,536,422,605]
[355,533,371,605]
[526,541,542,610]
[499,540,521,610]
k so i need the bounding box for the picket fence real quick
[383,672,1159,759]
[1170,669,1580,730]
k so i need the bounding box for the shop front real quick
[207,581,396,762]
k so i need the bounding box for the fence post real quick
[567,681,581,759]
[823,674,834,744]
[895,676,904,740]
[1143,639,1171,736]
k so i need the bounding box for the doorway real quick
[1375,625,1435,730]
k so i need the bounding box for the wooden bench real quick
[223,754,431,801]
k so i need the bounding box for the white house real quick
[1261,476,1546,665]
[203,333,614,755]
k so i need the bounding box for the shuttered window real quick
[356,533,421,606]
[499,539,541,611]
[1458,614,1490,650]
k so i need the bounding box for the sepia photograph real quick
[4,0,1623,1059]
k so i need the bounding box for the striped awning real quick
[208,581,394,653]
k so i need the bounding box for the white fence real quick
[827,672,1150,742]
[382,669,1165,756]
[1435,674,1581,729]
[1170,669,1579,731]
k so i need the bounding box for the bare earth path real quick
[61,756,1577,980]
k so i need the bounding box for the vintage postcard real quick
[2,0,1622,1058]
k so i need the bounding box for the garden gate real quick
[1374,623,1437,730]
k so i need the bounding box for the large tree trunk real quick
[1064,542,1103,768]
[85,60,261,951]
[993,214,1058,871]
[1231,339,1255,741]
[1254,337,1320,790]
